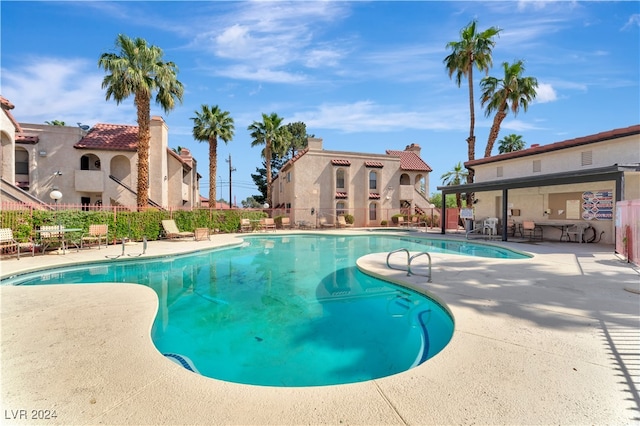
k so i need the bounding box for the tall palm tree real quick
[498,134,526,154]
[247,113,286,208]
[191,105,235,208]
[444,20,501,193]
[441,162,468,209]
[98,34,184,209]
[481,60,538,158]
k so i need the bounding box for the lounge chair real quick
[81,224,108,249]
[522,221,543,241]
[262,218,276,232]
[409,216,426,228]
[337,216,352,228]
[161,220,195,240]
[397,216,408,227]
[240,218,252,233]
[319,217,335,228]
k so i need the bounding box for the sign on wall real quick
[582,190,613,220]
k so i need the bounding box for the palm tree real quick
[480,60,538,158]
[98,34,184,209]
[498,134,526,154]
[441,162,468,209]
[248,113,287,208]
[444,20,501,193]
[191,105,235,208]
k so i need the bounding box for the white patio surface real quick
[1,230,638,425]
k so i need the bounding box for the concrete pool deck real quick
[1,230,639,425]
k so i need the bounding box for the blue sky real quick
[2,1,639,204]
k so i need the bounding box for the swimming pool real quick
[1,235,527,386]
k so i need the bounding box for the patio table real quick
[35,227,82,254]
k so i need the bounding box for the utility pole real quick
[226,154,236,208]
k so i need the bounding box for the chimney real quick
[180,148,193,166]
[405,143,421,156]
[307,137,323,151]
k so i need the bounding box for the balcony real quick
[74,170,105,192]
[399,184,414,200]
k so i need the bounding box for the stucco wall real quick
[473,135,640,182]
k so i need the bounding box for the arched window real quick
[400,173,410,185]
[369,202,377,221]
[369,171,377,190]
[336,169,345,189]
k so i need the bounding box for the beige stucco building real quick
[271,137,433,227]
[438,125,640,244]
[1,96,200,210]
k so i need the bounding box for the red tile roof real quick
[74,123,139,151]
[277,147,309,175]
[385,150,432,172]
[335,192,348,199]
[1,96,23,133]
[369,193,380,199]
[465,124,640,167]
[331,159,351,166]
[365,161,384,168]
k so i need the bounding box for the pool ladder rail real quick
[386,248,432,283]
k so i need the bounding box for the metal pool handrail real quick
[386,248,432,282]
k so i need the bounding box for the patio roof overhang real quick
[436,163,640,240]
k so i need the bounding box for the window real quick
[369,202,377,221]
[15,149,28,175]
[533,160,541,173]
[369,171,377,190]
[336,201,346,216]
[581,151,592,166]
[287,172,291,182]
[336,169,345,189]
[497,166,503,177]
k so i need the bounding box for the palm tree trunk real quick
[135,92,151,210]
[209,137,217,209]
[465,64,476,207]
[265,140,272,208]
[484,110,507,157]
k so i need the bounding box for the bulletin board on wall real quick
[548,190,613,220]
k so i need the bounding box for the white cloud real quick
[622,14,640,30]
[2,56,135,126]
[534,83,558,103]
[289,101,469,133]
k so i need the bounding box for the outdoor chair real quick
[409,216,426,228]
[336,215,349,228]
[0,228,33,259]
[38,225,65,253]
[483,217,499,236]
[81,224,108,249]
[319,217,335,228]
[161,220,195,240]
[261,218,276,232]
[522,221,543,241]
[397,216,408,227]
[280,217,291,230]
[566,222,590,243]
[240,218,252,232]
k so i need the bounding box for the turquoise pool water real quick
[1,235,527,387]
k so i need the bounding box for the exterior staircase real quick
[0,178,53,210]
